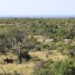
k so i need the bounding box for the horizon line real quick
[0,15,75,18]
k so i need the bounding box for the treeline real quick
[0,18,75,40]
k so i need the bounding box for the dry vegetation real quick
[0,18,75,75]
[0,50,69,75]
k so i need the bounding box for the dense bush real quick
[33,59,75,75]
[0,18,75,40]
[0,18,75,60]
[0,18,75,75]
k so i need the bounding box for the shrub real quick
[33,59,75,75]
[67,49,75,57]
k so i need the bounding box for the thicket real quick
[0,18,75,53]
[33,59,75,75]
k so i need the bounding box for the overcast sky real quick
[0,0,75,17]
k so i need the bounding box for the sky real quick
[0,0,75,17]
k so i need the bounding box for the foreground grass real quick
[0,63,34,75]
[30,50,68,61]
[0,50,69,75]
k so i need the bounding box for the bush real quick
[21,50,32,61]
[67,49,75,57]
[33,59,75,75]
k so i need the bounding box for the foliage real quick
[33,59,75,75]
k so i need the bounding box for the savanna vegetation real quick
[0,18,75,75]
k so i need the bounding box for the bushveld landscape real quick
[0,18,75,75]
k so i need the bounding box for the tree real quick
[9,28,28,63]
[0,27,29,63]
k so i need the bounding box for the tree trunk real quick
[18,46,22,63]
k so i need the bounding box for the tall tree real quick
[9,28,28,63]
[1,27,29,63]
